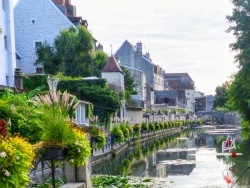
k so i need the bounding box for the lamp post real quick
[46,77,60,188]
[47,77,59,92]
[121,100,126,122]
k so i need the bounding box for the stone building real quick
[0,0,16,87]
[115,40,165,109]
[101,55,124,93]
[195,94,214,112]
[102,55,144,125]
[164,73,196,113]
[14,0,102,74]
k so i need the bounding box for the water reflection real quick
[92,125,250,187]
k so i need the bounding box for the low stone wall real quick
[64,159,92,188]
[91,128,180,166]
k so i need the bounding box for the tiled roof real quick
[102,56,123,73]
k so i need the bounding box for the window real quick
[36,67,43,74]
[31,19,36,24]
[35,41,42,48]
[75,103,86,125]
[4,36,7,50]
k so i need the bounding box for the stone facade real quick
[14,0,74,74]
[195,95,214,112]
[164,73,196,113]
[65,159,92,188]
[115,40,164,108]
[102,72,124,92]
[115,40,154,88]
[125,109,144,125]
[0,0,16,86]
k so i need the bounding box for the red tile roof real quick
[102,56,123,73]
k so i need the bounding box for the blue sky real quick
[14,0,239,95]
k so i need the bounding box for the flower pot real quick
[45,146,65,159]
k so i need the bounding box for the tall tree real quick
[226,0,250,121]
[213,82,230,111]
[36,26,108,77]
[120,66,137,99]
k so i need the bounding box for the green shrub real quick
[148,122,155,132]
[133,123,141,137]
[141,122,149,132]
[111,126,124,143]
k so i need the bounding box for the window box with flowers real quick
[0,119,35,188]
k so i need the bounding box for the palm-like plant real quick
[32,90,79,120]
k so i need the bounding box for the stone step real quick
[59,182,86,188]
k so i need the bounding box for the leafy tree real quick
[0,90,43,143]
[213,82,230,109]
[36,26,108,77]
[226,0,250,121]
[120,66,137,99]
[92,50,109,78]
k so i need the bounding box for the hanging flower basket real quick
[45,146,65,159]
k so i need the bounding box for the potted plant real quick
[32,91,91,164]
[120,123,130,139]
[66,126,91,166]
[133,123,141,137]
[148,122,155,132]
[111,126,124,144]
[141,122,149,133]
[90,125,106,150]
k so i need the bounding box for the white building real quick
[0,0,16,86]
[101,55,125,93]
[14,0,75,74]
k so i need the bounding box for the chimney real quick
[65,0,71,5]
[14,68,23,89]
[52,0,65,5]
[136,41,142,53]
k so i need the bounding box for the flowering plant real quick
[66,126,91,166]
[111,126,124,143]
[133,123,141,137]
[0,119,35,187]
[90,125,106,149]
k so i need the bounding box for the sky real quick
[70,0,238,95]
[14,0,239,95]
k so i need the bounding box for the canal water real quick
[92,125,250,187]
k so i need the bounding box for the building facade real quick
[164,73,196,113]
[115,40,164,108]
[14,0,74,74]
[101,55,124,93]
[0,0,16,86]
